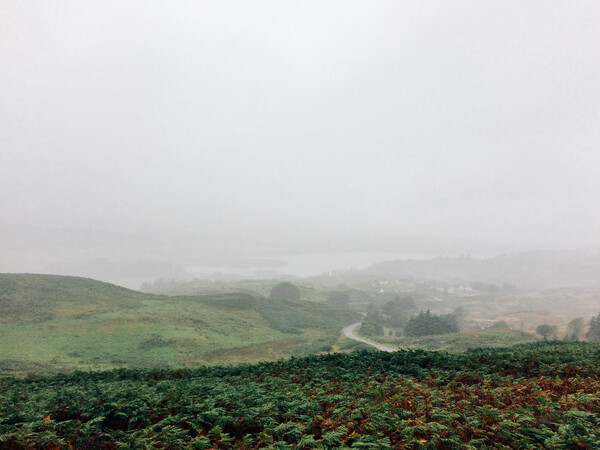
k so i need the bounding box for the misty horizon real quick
[2,1,599,286]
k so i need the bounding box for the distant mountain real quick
[362,250,600,289]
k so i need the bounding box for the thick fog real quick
[2,1,599,285]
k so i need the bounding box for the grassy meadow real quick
[358,327,539,352]
[0,274,358,376]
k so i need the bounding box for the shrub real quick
[269,282,301,301]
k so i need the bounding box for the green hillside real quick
[0,274,358,375]
[2,342,600,448]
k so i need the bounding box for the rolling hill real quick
[0,274,358,376]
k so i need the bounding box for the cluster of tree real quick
[566,317,585,341]
[535,324,558,340]
[404,310,460,337]
[585,313,600,341]
[140,277,186,293]
[269,282,301,301]
[360,296,416,336]
[360,312,385,336]
[380,297,412,329]
[534,314,600,342]
[488,320,510,329]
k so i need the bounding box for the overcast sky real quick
[2,1,599,278]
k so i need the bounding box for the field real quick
[0,274,358,376]
[140,273,600,338]
[3,273,600,447]
[360,328,539,352]
[2,342,600,448]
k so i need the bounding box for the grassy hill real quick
[0,274,358,375]
[1,342,600,448]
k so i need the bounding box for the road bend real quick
[342,322,396,353]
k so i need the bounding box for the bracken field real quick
[2,342,600,449]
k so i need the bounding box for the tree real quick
[488,320,510,329]
[586,313,600,342]
[269,282,301,301]
[404,310,459,337]
[451,307,467,327]
[360,320,383,336]
[535,324,557,340]
[360,310,385,337]
[566,317,585,341]
[365,310,383,324]
[381,300,396,316]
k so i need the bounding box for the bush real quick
[269,282,301,301]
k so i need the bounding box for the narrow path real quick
[342,322,396,352]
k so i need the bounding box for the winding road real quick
[342,322,396,352]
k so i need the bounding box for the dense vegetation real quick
[360,307,461,340]
[2,342,600,448]
[404,310,460,337]
[0,274,358,376]
[269,282,302,301]
[359,296,417,337]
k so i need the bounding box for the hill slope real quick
[364,250,600,288]
[0,274,358,375]
[1,342,600,448]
